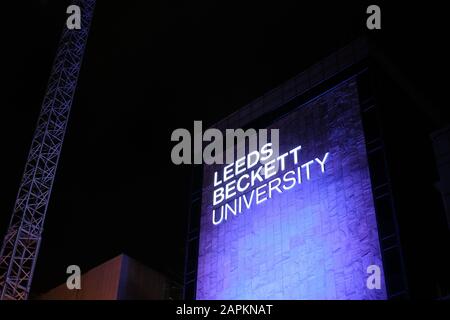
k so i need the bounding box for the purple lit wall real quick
[196,79,387,299]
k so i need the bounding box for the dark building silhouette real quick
[184,38,450,300]
[431,126,450,231]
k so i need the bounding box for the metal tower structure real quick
[0,0,96,300]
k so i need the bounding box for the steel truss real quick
[0,0,96,300]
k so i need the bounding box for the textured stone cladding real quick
[196,79,387,299]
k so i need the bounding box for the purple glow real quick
[196,80,387,299]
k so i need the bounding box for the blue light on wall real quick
[196,80,387,300]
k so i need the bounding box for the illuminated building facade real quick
[185,38,450,300]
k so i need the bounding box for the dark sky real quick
[1,1,449,295]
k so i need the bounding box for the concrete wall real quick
[38,254,176,300]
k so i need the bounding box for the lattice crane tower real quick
[0,0,96,300]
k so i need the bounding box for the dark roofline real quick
[211,37,369,130]
[211,36,440,130]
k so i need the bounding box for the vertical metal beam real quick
[0,0,95,300]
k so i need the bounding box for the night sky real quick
[1,1,449,296]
